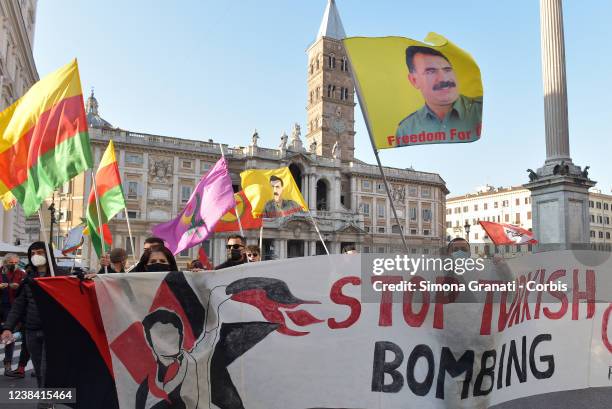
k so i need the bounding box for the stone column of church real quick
[309,174,317,210]
[540,0,571,163]
[142,153,149,222]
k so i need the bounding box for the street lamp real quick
[464,221,471,241]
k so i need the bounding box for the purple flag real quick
[152,157,236,255]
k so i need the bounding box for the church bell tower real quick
[305,0,355,161]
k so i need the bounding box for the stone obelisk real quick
[525,0,594,250]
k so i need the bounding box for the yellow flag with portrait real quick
[241,167,308,218]
[343,33,483,150]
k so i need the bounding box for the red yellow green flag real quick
[86,140,126,257]
[0,59,93,215]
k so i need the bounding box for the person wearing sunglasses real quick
[245,245,261,263]
[215,235,247,270]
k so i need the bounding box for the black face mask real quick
[229,249,243,261]
[146,263,170,273]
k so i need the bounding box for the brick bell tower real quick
[305,0,355,161]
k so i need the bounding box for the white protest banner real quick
[94,250,612,409]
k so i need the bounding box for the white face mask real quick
[31,254,47,267]
[451,250,471,260]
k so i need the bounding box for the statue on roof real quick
[251,129,259,147]
[279,132,288,151]
[332,141,340,159]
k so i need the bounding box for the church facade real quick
[33,1,448,268]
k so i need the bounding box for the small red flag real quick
[479,221,537,246]
[198,247,214,270]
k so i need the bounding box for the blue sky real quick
[34,0,611,196]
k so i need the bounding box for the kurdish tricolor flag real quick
[86,140,126,257]
[0,59,93,215]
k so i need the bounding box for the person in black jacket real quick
[0,241,60,392]
[215,235,247,270]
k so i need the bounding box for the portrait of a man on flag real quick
[241,167,308,219]
[343,33,483,150]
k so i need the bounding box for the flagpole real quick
[123,207,137,266]
[37,209,56,277]
[91,170,108,274]
[345,51,410,255]
[259,224,263,254]
[308,211,329,255]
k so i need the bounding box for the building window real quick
[363,246,370,253]
[362,180,371,190]
[515,198,520,206]
[181,186,192,203]
[422,208,432,222]
[502,200,509,207]
[364,226,371,232]
[376,183,385,192]
[378,227,385,234]
[446,209,452,215]
[179,248,190,257]
[474,204,478,211]
[497,215,501,222]
[328,54,336,69]
[494,202,498,208]
[421,187,431,198]
[599,231,604,239]
[604,203,609,211]
[392,225,402,234]
[596,202,602,209]
[125,236,134,256]
[589,201,594,208]
[605,216,610,225]
[597,216,603,223]
[409,207,417,221]
[454,207,460,214]
[462,206,468,212]
[181,160,192,169]
[590,230,596,238]
[446,221,452,228]
[607,232,611,239]
[360,203,370,216]
[475,233,479,240]
[484,203,488,210]
[377,203,385,217]
[127,181,139,199]
[127,210,138,219]
[524,197,529,205]
[591,214,595,222]
[377,246,385,253]
[515,213,521,224]
[410,229,417,235]
[527,211,532,220]
[423,229,430,236]
[125,153,143,165]
[408,186,418,197]
[341,57,348,71]
[341,87,349,100]
[315,87,320,100]
[326,84,336,98]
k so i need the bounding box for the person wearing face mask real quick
[215,235,247,270]
[128,237,165,273]
[0,253,26,375]
[1,242,61,396]
[142,246,179,273]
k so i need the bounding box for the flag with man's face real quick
[343,33,483,150]
[240,167,308,218]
